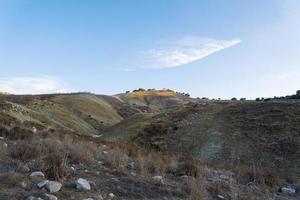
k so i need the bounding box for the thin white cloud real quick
[0,76,71,94]
[143,37,241,68]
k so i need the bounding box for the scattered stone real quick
[44,193,58,200]
[217,194,225,199]
[20,181,28,189]
[220,174,230,180]
[26,196,44,200]
[70,166,75,171]
[83,198,94,200]
[98,194,104,200]
[30,171,45,177]
[280,186,296,194]
[76,178,91,191]
[45,181,62,193]
[130,172,136,176]
[37,180,49,189]
[152,176,164,185]
[103,151,108,155]
[0,136,4,140]
[3,142,7,147]
[96,171,100,175]
[32,127,37,133]
[84,169,89,173]
[108,193,115,198]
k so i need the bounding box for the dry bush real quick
[106,146,129,172]
[0,126,10,137]
[9,140,41,161]
[6,127,34,140]
[186,178,208,200]
[0,142,7,158]
[0,173,23,187]
[207,181,231,199]
[177,159,202,178]
[40,139,70,180]
[236,165,279,188]
[63,135,98,165]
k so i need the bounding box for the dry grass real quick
[236,165,280,189]
[0,173,23,187]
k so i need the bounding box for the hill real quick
[102,100,300,176]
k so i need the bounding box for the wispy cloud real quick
[0,76,71,94]
[142,36,241,68]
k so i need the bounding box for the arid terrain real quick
[0,89,299,200]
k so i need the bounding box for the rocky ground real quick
[0,125,299,200]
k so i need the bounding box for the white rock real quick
[44,193,58,200]
[83,198,94,200]
[26,197,44,200]
[103,151,108,154]
[108,193,115,198]
[45,181,62,193]
[3,143,7,147]
[30,171,45,177]
[37,180,49,189]
[0,136,4,140]
[76,178,91,191]
[152,176,164,184]
[281,186,296,194]
[220,174,230,180]
[21,181,28,189]
[217,194,225,199]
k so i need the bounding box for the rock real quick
[220,174,230,180]
[103,151,108,155]
[82,198,94,200]
[0,136,4,140]
[3,142,7,147]
[20,181,28,189]
[26,196,44,200]
[152,176,164,185]
[37,180,49,189]
[98,194,104,200]
[280,186,296,194]
[108,193,115,198]
[217,194,225,199]
[45,181,62,193]
[30,171,45,177]
[44,193,58,200]
[76,178,91,191]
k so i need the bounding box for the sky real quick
[0,0,300,99]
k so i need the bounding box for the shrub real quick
[9,140,40,161]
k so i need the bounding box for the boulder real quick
[76,178,91,191]
[280,186,296,194]
[44,193,58,200]
[45,181,62,193]
[152,176,164,185]
[37,180,49,189]
[30,171,45,177]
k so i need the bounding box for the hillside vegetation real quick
[0,89,299,199]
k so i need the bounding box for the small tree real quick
[296,90,300,97]
[231,97,237,101]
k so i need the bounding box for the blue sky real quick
[0,0,299,99]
